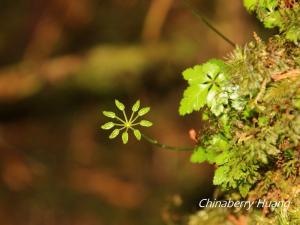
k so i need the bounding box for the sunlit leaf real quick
[132,100,140,112]
[102,111,116,118]
[122,131,129,144]
[101,122,114,130]
[109,129,119,139]
[179,59,228,116]
[115,99,125,111]
[133,129,141,140]
[139,120,153,127]
[190,147,207,163]
[243,0,257,11]
[138,107,150,116]
[179,85,209,115]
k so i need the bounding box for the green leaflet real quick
[103,111,116,118]
[138,107,150,116]
[109,129,120,139]
[286,26,300,43]
[179,85,209,115]
[263,11,282,29]
[133,129,141,140]
[122,131,129,144]
[239,184,251,198]
[243,0,257,11]
[179,59,228,116]
[132,100,140,112]
[101,122,115,130]
[139,120,153,127]
[115,99,125,111]
[190,147,207,163]
[213,166,229,186]
[190,135,230,164]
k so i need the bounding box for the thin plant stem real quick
[130,122,140,126]
[129,111,135,123]
[119,127,126,132]
[114,123,125,126]
[182,0,236,47]
[131,114,140,124]
[115,116,126,123]
[141,133,194,151]
[122,110,128,123]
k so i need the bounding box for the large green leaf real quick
[179,59,228,116]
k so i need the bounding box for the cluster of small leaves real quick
[180,35,300,198]
[101,100,152,144]
[243,0,300,43]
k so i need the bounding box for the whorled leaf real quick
[109,129,120,139]
[138,107,150,116]
[133,129,142,140]
[115,99,125,111]
[102,100,153,144]
[122,131,129,144]
[140,120,153,127]
[132,100,140,112]
[102,111,116,118]
[101,122,115,130]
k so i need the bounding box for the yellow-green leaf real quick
[115,99,125,111]
[109,129,119,139]
[122,131,129,144]
[102,111,116,118]
[133,129,141,140]
[101,122,114,130]
[132,100,140,112]
[140,120,153,127]
[138,107,150,116]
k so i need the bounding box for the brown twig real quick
[254,78,268,104]
[271,69,300,81]
[142,0,174,42]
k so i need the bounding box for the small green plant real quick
[101,99,192,151]
[101,99,152,144]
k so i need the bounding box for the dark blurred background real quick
[0,0,263,224]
